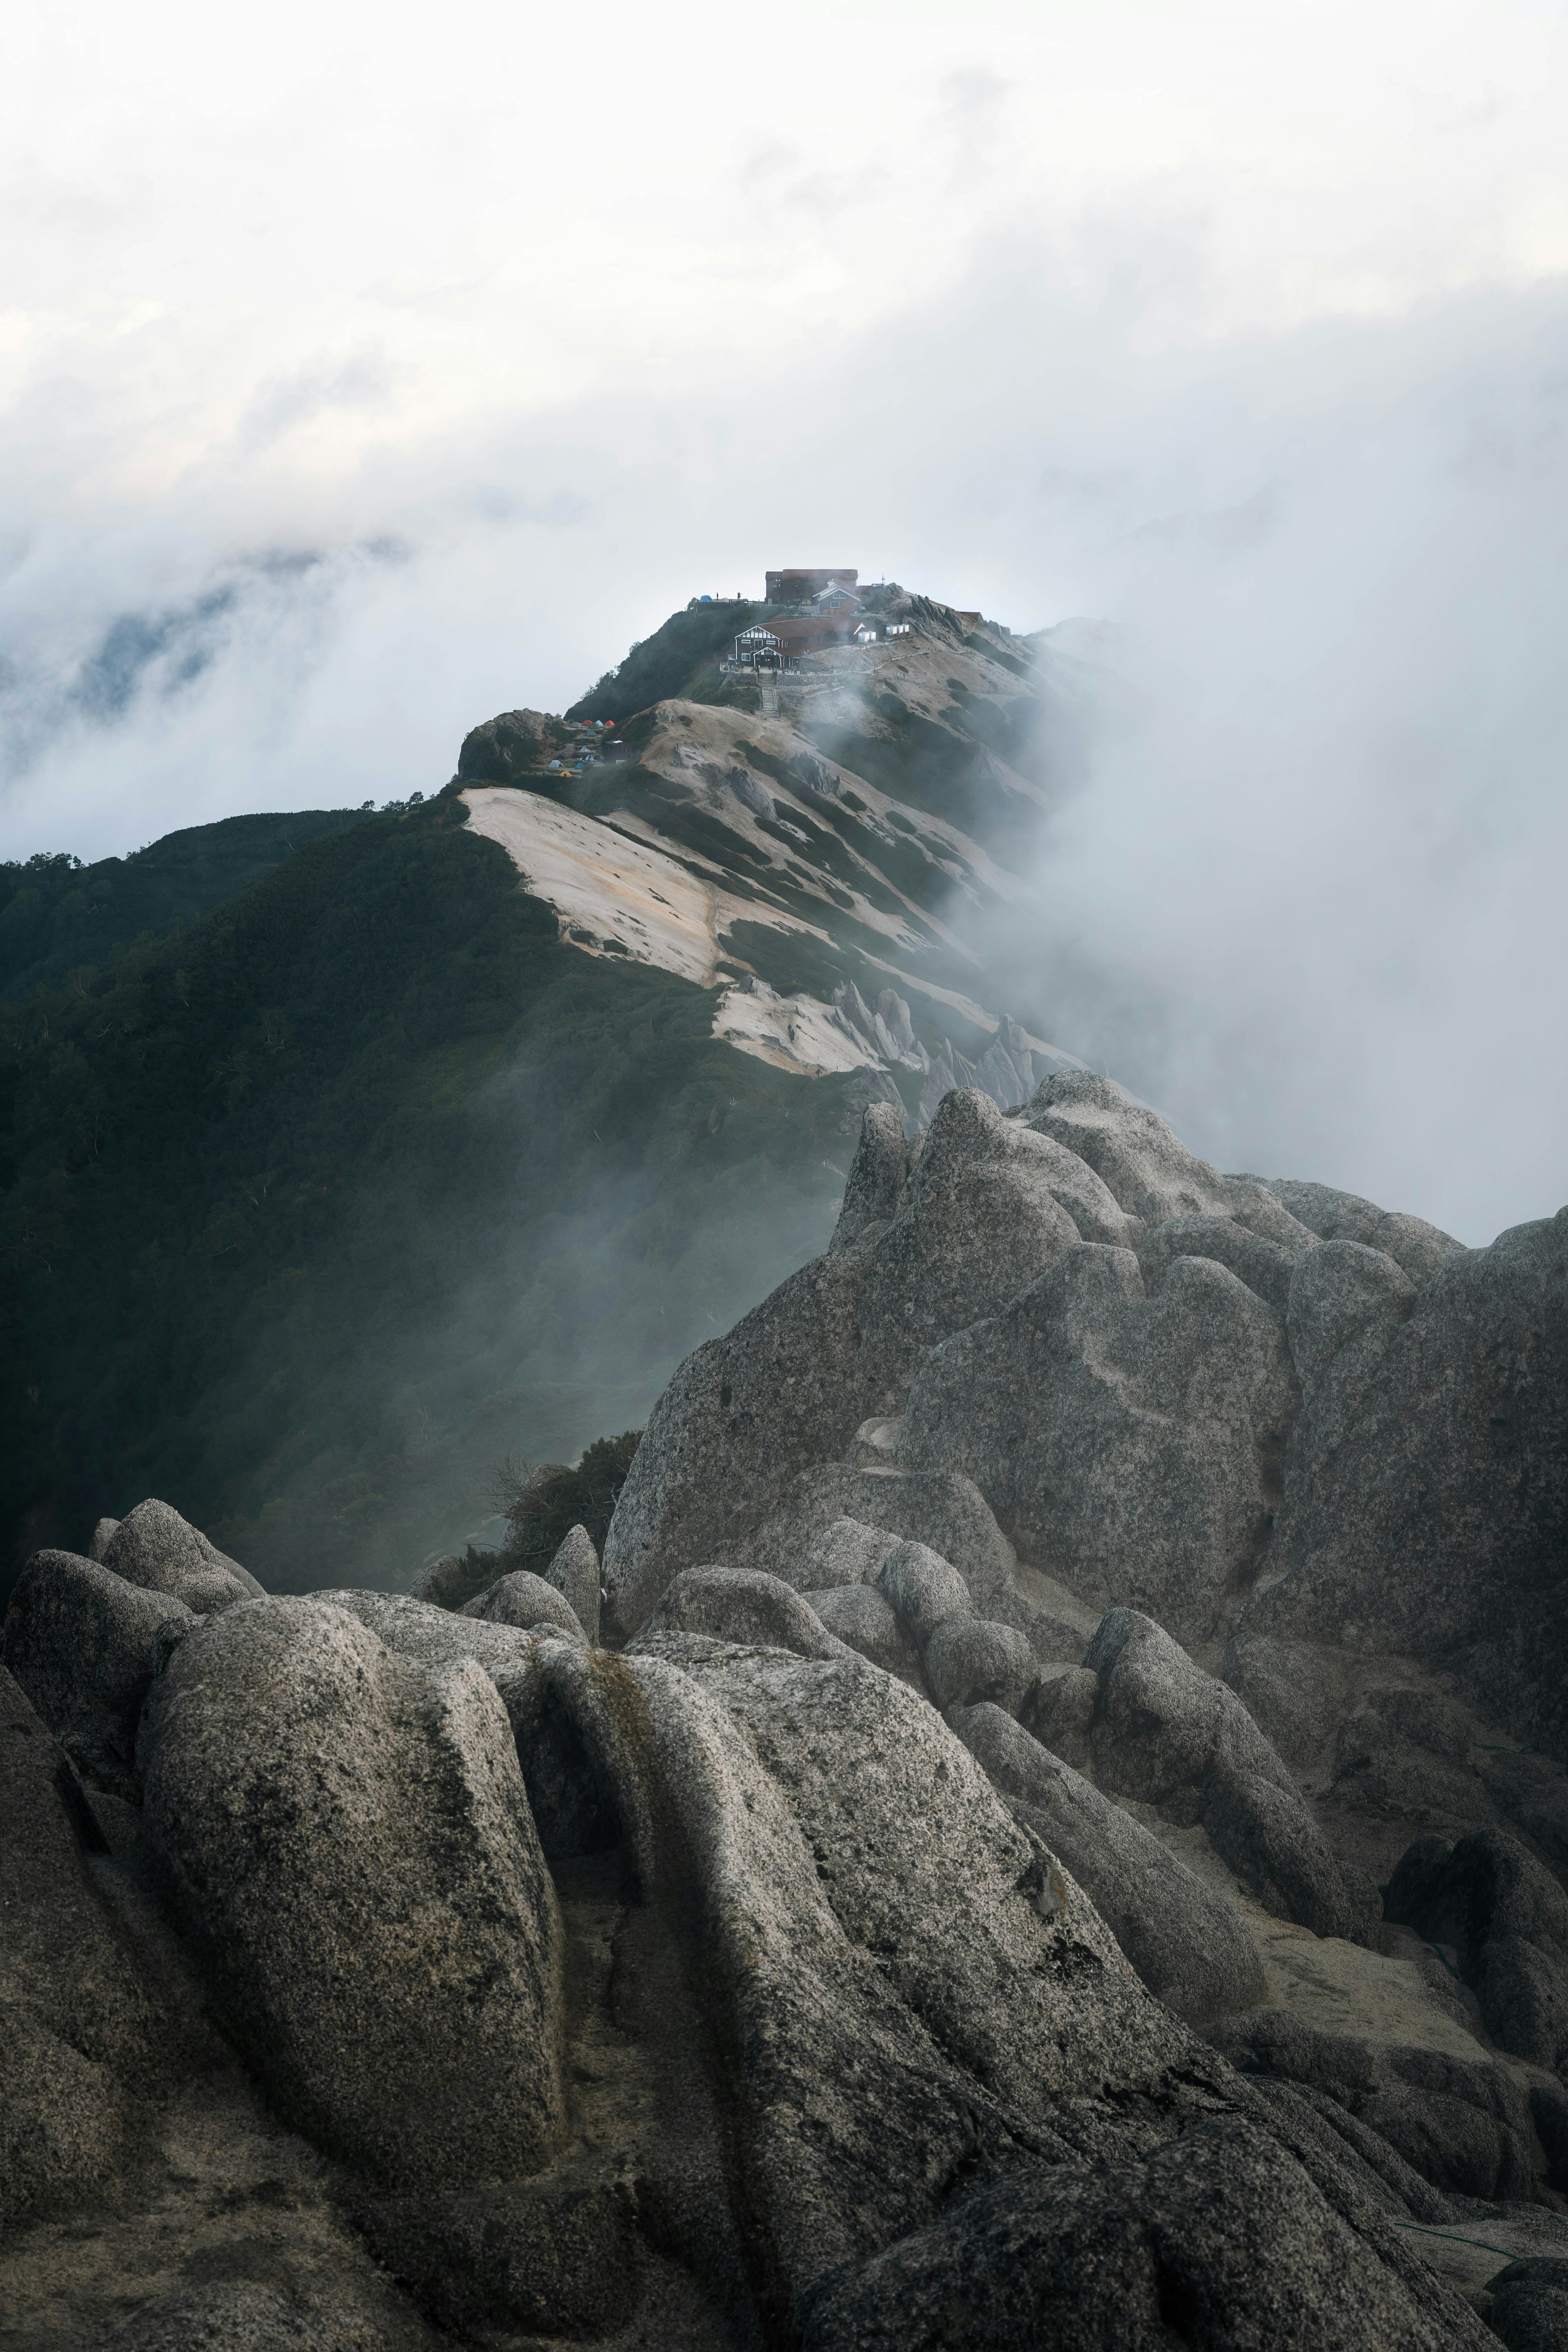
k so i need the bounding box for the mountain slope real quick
[0,580,1097,1597]
[459,584,1102,1120]
[0,807,374,1001]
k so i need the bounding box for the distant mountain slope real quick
[461,583,1098,1122]
[0,580,1101,1598]
[0,808,373,1000]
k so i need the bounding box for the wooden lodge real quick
[732,624,792,671]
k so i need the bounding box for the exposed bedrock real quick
[1241,1206,1568,1758]
[1209,2009,1540,2203]
[543,1520,602,1643]
[847,1088,1126,1397]
[798,2117,1472,2352]
[1082,1611,1368,1942]
[99,1497,263,1615]
[900,1245,1298,1643]
[0,1500,261,1801]
[0,1666,160,2229]
[955,1701,1268,2027]
[1384,1828,1568,2073]
[0,1575,1503,2348]
[606,1071,1568,1771]
[137,1596,565,2187]
[11,1053,1568,2344]
[826,1097,912,1255]
[601,1250,872,1637]
[462,1563,588,1640]
[634,1563,854,1660]
[2,1550,194,1797]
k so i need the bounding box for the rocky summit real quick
[4,1067,1568,2350]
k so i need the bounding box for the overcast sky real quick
[4,0,1567,1237]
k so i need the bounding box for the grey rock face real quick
[138,1597,563,2186]
[0,1667,157,2226]
[601,1249,872,1637]
[1084,1611,1357,1940]
[1137,1210,1305,1313]
[956,1702,1267,2027]
[1265,1179,1465,1285]
[876,1538,971,1646]
[354,2177,640,2341]
[924,1616,1035,1713]
[102,1499,263,1615]
[1221,1629,1351,1771]
[808,1583,923,1682]
[1284,1238,1415,1439]
[1085,1610,1296,1805]
[1023,1069,1229,1227]
[88,1516,120,1563]
[853,1089,1089,1393]
[846,1414,903,1466]
[741,1468,1096,1680]
[1209,2007,1537,2203]
[543,1522,600,1643]
[1019,1664,1098,1768]
[902,1248,1297,1641]
[738,1465,1019,1617]
[1242,2076,1461,2226]
[829,1101,913,1255]
[1219,1174,1323,1249]
[1326,1683,1487,1828]
[799,1515,899,1591]
[313,1586,541,1679]
[728,764,775,820]
[800,2118,1475,2352]
[659,1642,1189,2124]
[463,1567,586,1642]
[81,2284,344,2352]
[1242,1207,1568,1761]
[632,1565,852,1662]
[1488,2258,1568,2352]
[2,1550,193,1794]
[1384,1829,1568,2071]
[592,1635,1205,2316]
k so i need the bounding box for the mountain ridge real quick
[0,577,1097,1597]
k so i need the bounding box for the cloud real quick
[971,314,1568,1245]
[240,351,396,453]
[3,0,1568,1243]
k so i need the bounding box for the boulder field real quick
[4,1073,1568,2348]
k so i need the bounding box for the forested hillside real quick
[0,807,372,1000]
[0,792,852,1600]
[0,582,1096,1598]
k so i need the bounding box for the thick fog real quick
[4,0,1567,1245]
[985,302,1568,1246]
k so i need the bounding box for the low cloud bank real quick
[986,316,1568,1245]
[3,241,1566,1244]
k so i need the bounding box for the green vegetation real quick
[0,592,1083,1609]
[433,1428,643,1611]
[501,1428,643,1563]
[0,810,372,1001]
[0,793,853,1604]
[566,601,771,724]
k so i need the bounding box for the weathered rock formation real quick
[4,1064,1568,2346]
